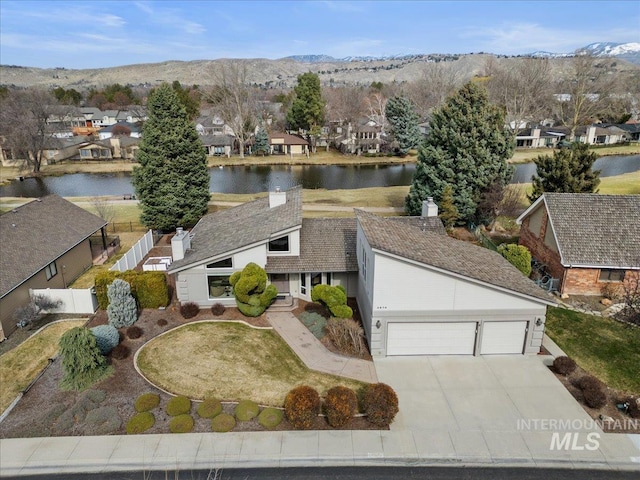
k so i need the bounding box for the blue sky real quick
[1,1,638,69]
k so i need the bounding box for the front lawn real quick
[136,321,365,406]
[0,319,87,413]
[545,306,640,393]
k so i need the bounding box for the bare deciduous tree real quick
[91,196,116,225]
[365,91,388,131]
[406,62,465,119]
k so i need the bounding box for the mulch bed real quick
[0,305,378,438]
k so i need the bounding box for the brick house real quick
[517,193,640,296]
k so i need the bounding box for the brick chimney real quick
[171,227,191,261]
[421,197,438,217]
[269,186,286,208]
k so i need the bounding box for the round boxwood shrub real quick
[324,386,357,428]
[169,414,194,433]
[211,303,226,316]
[90,325,120,354]
[157,318,168,327]
[135,393,161,412]
[284,385,320,430]
[362,383,399,428]
[553,356,577,376]
[578,376,607,409]
[197,397,222,419]
[166,395,191,416]
[180,302,200,319]
[235,400,260,421]
[126,325,143,339]
[111,344,130,360]
[126,411,155,434]
[258,407,283,430]
[211,413,236,432]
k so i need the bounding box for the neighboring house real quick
[79,141,114,160]
[616,121,640,142]
[515,126,567,148]
[98,121,142,140]
[0,195,108,340]
[167,187,553,357]
[575,125,627,145]
[517,193,640,296]
[41,136,92,164]
[201,134,234,157]
[335,119,384,155]
[195,115,234,136]
[267,133,309,156]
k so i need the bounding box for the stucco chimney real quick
[171,227,191,261]
[422,197,438,217]
[269,186,286,208]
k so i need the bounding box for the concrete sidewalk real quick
[266,311,378,383]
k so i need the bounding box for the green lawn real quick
[545,306,640,394]
[136,321,366,406]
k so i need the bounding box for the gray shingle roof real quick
[389,216,446,235]
[542,193,640,267]
[168,186,303,272]
[355,210,554,304]
[266,218,358,273]
[0,195,107,298]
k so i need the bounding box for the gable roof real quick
[269,133,309,145]
[355,210,554,305]
[266,218,358,273]
[0,195,107,298]
[168,186,303,273]
[518,193,640,268]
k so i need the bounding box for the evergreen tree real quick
[59,327,114,391]
[254,126,270,156]
[132,83,210,231]
[438,185,460,231]
[286,72,325,132]
[385,96,422,155]
[107,279,138,328]
[528,143,601,203]
[405,82,514,223]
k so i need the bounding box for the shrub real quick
[111,344,130,360]
[497,244,532,276]
[84,405,122,435]
[90,325,120,354]
[284,385,320,430]
[126,325,143,339]
[235,400,260,421]
[626,397,640,419]
[166,396,191,416]
[258,408,284,430]
[126,411,155,434]
[107,279,138,328]
[135,393,161,412]
[59,327,114,391]
[211,303,226,316]
[211,413,236,432]
[326,317,367,356]
[600,282,621,301]
[197,397,222,419]
[229,262,277,317]
[13,294,62,329]
[362,383,399,427]
[157,318,168,327]
[324,386,357,428]
[553,356,577,376]
[298,311,327,339]
[169,414,194,433]
[95,270,169,310]
[577,375,604,391]
[311,284,353,318]
[578,375,607,409]
[180,302,200,319]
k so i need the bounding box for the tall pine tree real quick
[385,96,422,155]
[286,72,325,132]
[133,83,210,231]
[254,126,270,156]
[405,82,514,223]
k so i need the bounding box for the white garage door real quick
[480,321,527,354]
[387,322,477,355]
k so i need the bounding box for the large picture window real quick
[207,258,233,269]
[208,275,233,298]
[268,235,289,252]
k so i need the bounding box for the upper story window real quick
[207,258,233,269]
[599,269,625,282]
[45,261,58,280]
[268,235,289,253]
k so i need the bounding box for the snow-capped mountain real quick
[576,42,640,64]
[528,51,572,59]
[284,54,340,63]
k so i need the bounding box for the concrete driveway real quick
[374,354,640,466]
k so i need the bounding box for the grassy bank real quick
[509,144,640,164]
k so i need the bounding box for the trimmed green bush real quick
[553,356,577,376]
[95,270,169,309]
[324,386,357,428]
[169,414,194,433]
[59,327,114,391]
[90,325,120,354]
[362,383,399,428]
[311,284,353,318]
[211,413,236,432]
[135,393,161,412]
[180,302,200,319]
[258,407,284,430]
[197,397,223,418]
[235,400,260,421]
[497,244,532,276]
[166,395,191,416]
[229,263,277,317]
[284,385,320,430]
[126,411,155,434]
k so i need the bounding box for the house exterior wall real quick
[562,268,631,296]
[519,210,566,285]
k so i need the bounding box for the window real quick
[45,262,57,280]
[361,247,367,278]
[80,149,91,158]
[326,272,332,285]
[208,275,232,298]
[268,235,289,252]
[311,272,322,288]
[300,273,307,295]
[207,258,233,269]
[599,269,625,282]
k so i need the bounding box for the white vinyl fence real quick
[110,229,154,272]
[30,288,98,314]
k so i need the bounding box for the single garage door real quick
[387,322,477,355]
[480,321,527,354]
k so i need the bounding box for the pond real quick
[1,155,638,197]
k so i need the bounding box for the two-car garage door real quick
[386,321,527,356]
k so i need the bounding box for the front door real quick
[270,274,290,294]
